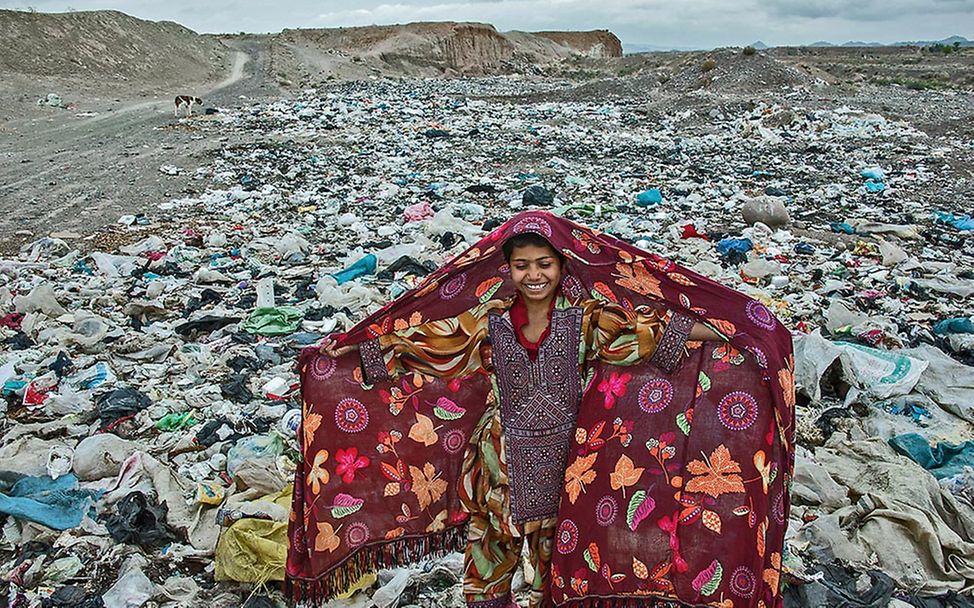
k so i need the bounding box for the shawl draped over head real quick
[288,211,795,608]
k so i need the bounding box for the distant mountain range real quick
[771,35,971,48]
[623,35,971,54]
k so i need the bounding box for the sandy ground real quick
[0,39,280,253]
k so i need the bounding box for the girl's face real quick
[509,243,562,305]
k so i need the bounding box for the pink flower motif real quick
[335,447,370,483]
[597,371,632,409]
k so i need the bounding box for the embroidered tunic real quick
[360,295,694,527]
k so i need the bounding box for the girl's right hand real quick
[319,337,357,358]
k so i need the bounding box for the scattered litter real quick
[1,75,972,607]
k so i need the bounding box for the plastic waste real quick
[155,411,199,431]
[403,201,435,222]
[932,211,974,231]
[227,434,285,476]
[635,188,663,206]
[860,167,886,181]
[523,185,555,206]
[332,254,377,285]
[241,306,303,336]
[102,556,156,608]
[933,318,974,335]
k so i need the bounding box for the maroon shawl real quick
[288,211,795,608]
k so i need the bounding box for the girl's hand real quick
[319,337,357,358]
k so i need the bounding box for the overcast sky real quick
[2,0,971,48]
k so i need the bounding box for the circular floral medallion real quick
[717,391,759,431]
[311,355,337,380]
[512,216,553,238]
[730,566,755,598]
[595,496,618,527]
[345,522,370,547]
[772,488,786,524]
[439,273,467,300]
[746,300,778,331]
[334,398,369,433]
[638,378,673,414]
[442,429,467,454]
[555,519,578,554]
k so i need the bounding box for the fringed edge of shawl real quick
[557,593,720,608]
[286,524,467,606]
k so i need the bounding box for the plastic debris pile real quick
[1,78,973,607]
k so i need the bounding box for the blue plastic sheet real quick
[933,211,974,231]
[0,474,101,530]
[332,254,377,285]
[933,318,974,335]
[715,238,753,256]
[635,188,663,206]
[860,167,886,182]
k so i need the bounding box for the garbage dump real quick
[1,76,973,607]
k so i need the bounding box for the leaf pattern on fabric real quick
[409,462,447,511]
[701,510,721,534]
[610,454,644,497]
[393,311,424,332]
[408,412,440,446]
[329,493,364,519]
[314,522,340,553]
[380,459,411,497]
[779,354,796,409]
[632,557,649,579]
[583,542,601,572]
[706,318,737,337]
[691,559,723,596]
[303,411,321,451]
[754,450,772,494]
[666,272,697,287]
[306,449,329,494]
[565,453,598,504]
[764,551,781,594]
[614,261,663,298]
[685,444,745,498]
[431,397,465,420]
[591,282,618,303]
[425,508,448,532]
[626,490,656,531]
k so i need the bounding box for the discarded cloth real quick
[889,433,974,480]
[0,474,99,530]
[215,485,292,583]
[809,438,974,594]
[241,306,303,336]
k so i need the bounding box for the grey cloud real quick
[764,0,974,20]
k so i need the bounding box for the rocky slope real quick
[0,9,230,100]
[267,22,623,84]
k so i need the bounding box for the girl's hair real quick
[502,233,565,264]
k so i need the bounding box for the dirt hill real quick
[267,22,623,84]
[0,9,230,101]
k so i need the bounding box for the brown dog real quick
[174,95,203,117]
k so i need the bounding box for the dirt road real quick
[0,39,279,251]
